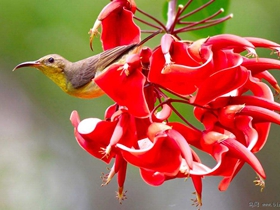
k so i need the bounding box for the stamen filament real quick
[178,0,215,21]
[141,30,161,34]
[134,16,163,30]
[175,14,233,34]
[136,7,167,31]
[178,8,224,26]
[177,0,193,17]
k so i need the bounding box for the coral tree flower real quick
[69,0,280,208]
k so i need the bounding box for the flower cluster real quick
[71,0,280,208]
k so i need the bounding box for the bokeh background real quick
[1,0,280,210]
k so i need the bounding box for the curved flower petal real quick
[168,122,202,149]
[148,42,206,95]
[70,112,118,163]
[140,168,166,186]
[234,116,258,150]
[243,58,280,74]
[117,134,182,176]
[218,160,245,191]
[221,138,266,179]
[244,37,280,55]
[191,64,249,105]
[204,34,256,54]
[95,63,150,118]
[101,9,140,50]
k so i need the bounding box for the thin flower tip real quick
[253,175,265,192]
[101,167,115,186]
[274,83,280,95]
[70,110,80,127]
[191,191,202,210]
[100,175,110,186]
[116,187,127,204]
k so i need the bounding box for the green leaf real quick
[162,0,231,38]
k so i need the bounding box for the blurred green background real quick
[1,0,280,210]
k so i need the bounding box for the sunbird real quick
[13,32,160,99]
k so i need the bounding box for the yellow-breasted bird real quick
[13,31,160,99]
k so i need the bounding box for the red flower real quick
[70,110,117,163]
[117,123,193,176]
[117,122,208,208]
[94,53,150,118]
[70,108,142,202]
[14,0,280,207]
[68,0,280,207]
[89,0,140,50]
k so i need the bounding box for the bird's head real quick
[14,54,69,73]
[13,54,71,91]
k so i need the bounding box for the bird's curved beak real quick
[13,60,41,71]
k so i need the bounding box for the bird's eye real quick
[48,57,54,63]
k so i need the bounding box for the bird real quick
[13,44,141,99]
[13,31,160,99]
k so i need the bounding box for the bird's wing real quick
[68,44,137,89]
[96,44,137,69]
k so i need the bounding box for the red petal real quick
[117,135,182,176]
[242,58,280,74]
[229,95,280,111]
[77,118,117,163]
[245,37,280,49]
[239,105,280,125]
[204,34,256,52]
[191,65,249,105]
[218,160,245,191]
[221,138,266,179]
[140,169,166,186]
[251,122,270,153]
[167,129,193,169]
[70,110,80,128]
[115,154,127,189]
[98,1,123,20]
[243,74,274,99]
[135,117,152,140]
[168,122,202,149]
[104,103,118,120]
[101,9,140,50]
[234,116,258,150]
[95,64,150,118]
[149,46,213,95]
[206,143,236,177]
[191,175,203,206]
[254,71,279,91]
